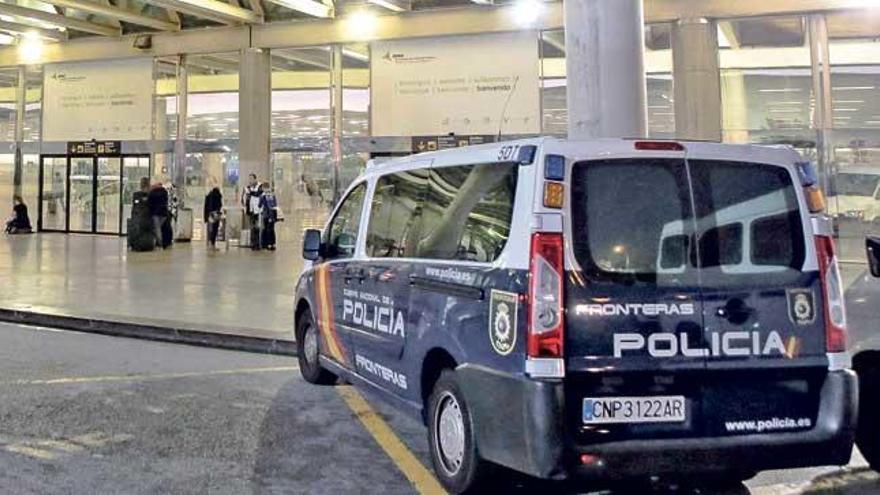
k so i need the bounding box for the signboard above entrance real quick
[67,140,122,157]
[43,58,153,142]
[372,32,541,137]
[411,135,497,153]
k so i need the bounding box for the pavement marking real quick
[336,385,447,495]
[4,432,136,461]
[4,444,57,460]
[0,366,299,386]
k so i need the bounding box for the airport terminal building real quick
[0,0,876,264]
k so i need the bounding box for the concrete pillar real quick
[564,0,647,139]
[239,47,272,186]
[174,56,188,201]
[809,14,834,195]
[12,66,25,199]
[672,18,722,141]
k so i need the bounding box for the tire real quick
[295,309,337,385]
[427,370,492,494]
[857,364,880,471]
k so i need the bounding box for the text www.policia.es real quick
[724,416,813,433]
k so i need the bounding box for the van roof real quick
[354,137,802,183]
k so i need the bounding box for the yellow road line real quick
[0,366,299,386]
[4,445,57,461]
[336,385,447,495]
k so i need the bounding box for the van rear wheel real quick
[296,309,337,385]
[857,364,880,470]
[427,370,492,494]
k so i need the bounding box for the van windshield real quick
[570,159,806,286]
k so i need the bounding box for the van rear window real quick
[570,159,806,285]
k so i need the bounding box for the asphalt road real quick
[0,322,877,495]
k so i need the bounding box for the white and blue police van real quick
[293,137,858,493]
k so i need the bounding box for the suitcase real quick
[127,200,155,252]
[161,217,173,248]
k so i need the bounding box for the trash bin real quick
[174,207,194,242]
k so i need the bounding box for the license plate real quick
[582,396,686,424]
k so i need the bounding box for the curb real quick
[0,308,296,356]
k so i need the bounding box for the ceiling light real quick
[347,10,378,40]
[833,86,875,91]
[759,88,802,93]
[18,31,43,63]
[511,0,544,27]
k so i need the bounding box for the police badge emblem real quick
[787,289,816,325]
[489,290,518,356]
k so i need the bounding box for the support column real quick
[809,14,834,194]
[331,44,343,202]
[12,66,25,199]
[721,70,750,143]
[564,0,647,139]
[239,47,272,185]
[174,55,188,202]
[672,17,722,141]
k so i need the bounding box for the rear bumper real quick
[457,366,858,481]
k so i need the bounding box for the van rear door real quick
[565,155,708,444]
[685,154,826,437]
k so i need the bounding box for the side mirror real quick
[869,236,880,278]
[302,229,322,261]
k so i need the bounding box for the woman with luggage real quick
[204,187,223,250]
[258,182,280,251]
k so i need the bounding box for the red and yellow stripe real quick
[315,264,347,364]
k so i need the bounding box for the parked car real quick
[829,166,880,230]
[847,236,880,470]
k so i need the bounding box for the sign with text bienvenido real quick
[372,32,541,137]
[43,58,153,142]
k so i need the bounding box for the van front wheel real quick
[296,310,337,385]
[427,370,492,494]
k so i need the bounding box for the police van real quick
[293,137,858,493]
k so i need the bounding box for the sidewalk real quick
[0,233,301,352]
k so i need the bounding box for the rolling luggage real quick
[128,195,155,252]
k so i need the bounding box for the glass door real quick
[68,157,95,233]
[96,157,121,234]
[121,156,150,234]
[39,156,68,231]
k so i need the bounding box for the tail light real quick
[527,233,565,376]
[815,234,847,352]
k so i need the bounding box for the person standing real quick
[147,182,170,249]
[258,181,278,251]
[241,174,263,251]
[204,187,223,250]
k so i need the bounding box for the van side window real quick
[418,163,518,262]
[366,170,429,258]
[325,183,366,260]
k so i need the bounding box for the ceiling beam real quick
[646,0,880,23]
[0,3,120,36]
[261,0,331,18]
[274,48,330,69]
[0,19,66,41]
[826,9,880,39]
[144,0,262,24]
[368,0,410,12]
[39,0,180,31]
[718,21,740,48]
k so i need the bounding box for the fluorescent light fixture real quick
[268,0,332,17]
[759,88,802,93]
[769,101,804,106]
[368,0,409,12]
[833,86,875,91]
[834,100,865,104]
[511,0,544,27]
[834,108,859,112]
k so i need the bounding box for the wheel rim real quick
[434,391,465,477]
[303,322,318,367]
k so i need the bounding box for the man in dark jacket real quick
[204,187,223,249]
[5,196,32,234]
[147,183,170,248]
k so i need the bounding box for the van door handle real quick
[715,298,754,325]
[344,268,367,284]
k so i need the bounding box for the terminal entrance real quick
[38,154,151,235]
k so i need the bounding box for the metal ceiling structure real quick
[0,0,875,70]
